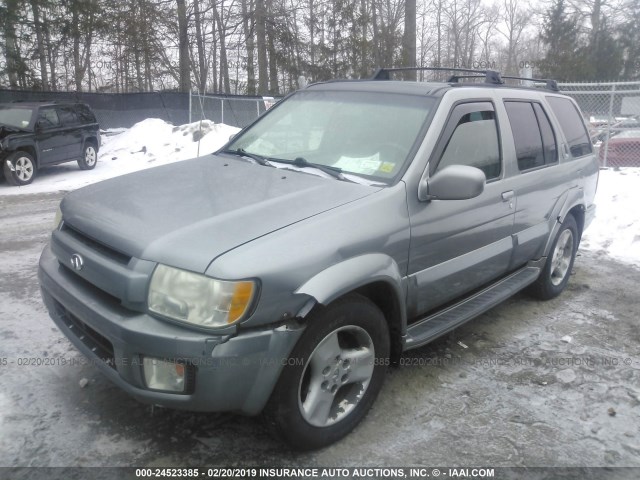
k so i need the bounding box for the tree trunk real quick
[194,0,207,92]
[213,2,231,93]
[30,0,49,90]
[402,0,416,79]
[255,0,268,94]
[176,0,191,92]
[241,0,256,94]
[266,3,278,94]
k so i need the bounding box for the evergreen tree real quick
[619,1,640,80]
[539,0,584,81]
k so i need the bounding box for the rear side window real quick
[37,108,60,128]
[546,96,592,157]
[504,101,545,170]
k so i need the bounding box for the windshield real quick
[226,90,434,182]
[0,107,34,129]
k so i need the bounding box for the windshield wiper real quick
[220,148,273,167]
[278,156,351,181]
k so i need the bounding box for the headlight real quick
[148,264,256,328]
[53,207,62,230]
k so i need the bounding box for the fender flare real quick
[542,186,585,258]
[294,253,407,329]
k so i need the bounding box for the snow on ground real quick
[0,118,239,196]
[0,118,638,268]
[580,168,640,268]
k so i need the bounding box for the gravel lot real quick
[1,192,639,472]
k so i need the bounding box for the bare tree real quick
[498,0,530,75]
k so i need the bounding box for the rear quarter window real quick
[76,104,97,124]
[57,106,80,126]
[546,96,592,158]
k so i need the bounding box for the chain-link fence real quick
[559,81,640,168]
[189,93,280,128]
[0,89,192,130]
[0,89,277,131]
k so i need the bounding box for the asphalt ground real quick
[0,191,638,474]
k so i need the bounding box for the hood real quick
[0,124,29,140]
[61,154,381,273]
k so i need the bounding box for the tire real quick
[527,214,579,300]
[263,294,390,450]
[78,142,98,170]
[3,151,37,186]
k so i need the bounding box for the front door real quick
[406,101,516,318]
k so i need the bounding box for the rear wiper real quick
[278,156,350,181]
[220,148,273,167]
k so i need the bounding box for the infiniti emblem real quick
[70,253,84,271]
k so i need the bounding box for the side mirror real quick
[228,133,238,142]
[418,165,486,201]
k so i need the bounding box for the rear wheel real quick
[264,294,389,450]
[78,143,97,170]
[3,151,37,186]
[527,214,578,300]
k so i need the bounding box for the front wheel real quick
[78,143,97,170]
[527,214,579,300]
[3,151,37,186]
[264,294,390,450]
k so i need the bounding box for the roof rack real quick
[372,67,504,85]
[500,75,559,91]
[371,67,559,91]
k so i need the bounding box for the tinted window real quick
[533,103,558,164]
[505,102,544,171]
[37,108,60,128]
[437,108,501,180]
[546,96,592,157]
[75,104,96,123]
[57,106,79,126]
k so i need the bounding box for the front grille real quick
[61,223,131,265]
[54,300,116,370]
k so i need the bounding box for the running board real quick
[404,266,540,351]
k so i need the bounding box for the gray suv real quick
[38,68,598,450]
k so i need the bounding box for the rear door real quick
[501,99,561,266]
[55,105,83,160]
[35,107,65,164]
[497,96,590,268]
[406,100,516,316]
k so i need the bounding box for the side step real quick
[404,266,540,351]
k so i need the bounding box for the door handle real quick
[501,191,514,202]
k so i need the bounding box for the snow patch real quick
[581,168,640,268]
[0,118,239,196]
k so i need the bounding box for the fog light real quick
[143,357,186,393]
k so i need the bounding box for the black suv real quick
[0,102,100,186]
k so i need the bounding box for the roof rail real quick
[501,75,559,92]
[371,67,504,85]
[372,67,559,91]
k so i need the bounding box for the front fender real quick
[295,253,407,325]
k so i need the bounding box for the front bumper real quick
[38,245,304,415]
